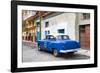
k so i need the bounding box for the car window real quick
[63,36,67,39]
[63,35,69,39]
[46,35,56,40]
[56,35,70,40]
[57,36,62,40]
[63,35,70,39]
[50,36,55,39]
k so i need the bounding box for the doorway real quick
[79,24,90,50]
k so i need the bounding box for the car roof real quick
[46,34,69,38]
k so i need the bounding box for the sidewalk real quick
[76,48,90,57]
[22,40,37,48]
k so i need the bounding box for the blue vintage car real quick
[37,35,80,57]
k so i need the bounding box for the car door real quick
[44,40,47,49]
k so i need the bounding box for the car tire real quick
[53,49,59,57]
[38,45,42,51]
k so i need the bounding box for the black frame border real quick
[11,1,97,72]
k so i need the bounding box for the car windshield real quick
[56,35,70,40]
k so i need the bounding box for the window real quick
[36,22,40,27]
[82,13,90,19]
[45,21,49,27]
[58,29,65,34]
[48,31,50,34]
[45,30,50,35]
[45,31,47,35]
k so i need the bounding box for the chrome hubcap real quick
[54,50,58,56]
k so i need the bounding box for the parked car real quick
[37,35,80,57]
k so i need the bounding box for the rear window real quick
[57,35,70,40]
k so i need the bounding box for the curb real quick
[76,49,90,57]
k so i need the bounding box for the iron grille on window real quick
[82,13,90,19]
[45,22,49,27]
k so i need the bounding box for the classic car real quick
[37,35,80,57]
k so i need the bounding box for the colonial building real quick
[22,10,37,42]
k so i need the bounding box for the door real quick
[36,31,40,41]
[79,24,90,50]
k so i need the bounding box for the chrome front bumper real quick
[60,49,79,53]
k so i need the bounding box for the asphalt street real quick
[22,42,90,62]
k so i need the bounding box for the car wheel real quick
[38,45,42,51]
[53,49,59,57]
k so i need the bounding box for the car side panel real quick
[38,40,80,53]
[38,40,46,49]
[48,42,61,52]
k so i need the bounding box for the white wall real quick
[65,13,76,40]
[41,13,76,40]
